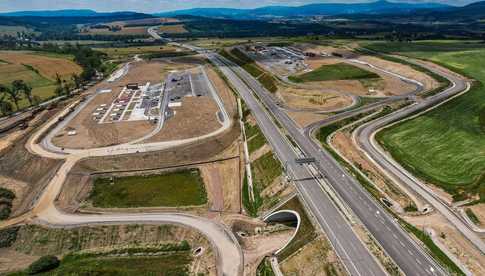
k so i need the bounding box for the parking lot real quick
[94,82,162,123]
[243,45,308,76]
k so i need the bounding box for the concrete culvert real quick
[263,210,300,255]
[193,247,204,257]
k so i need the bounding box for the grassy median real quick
[89,169,207,208]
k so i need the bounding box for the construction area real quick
[50,55,227,149]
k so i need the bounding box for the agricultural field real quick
[81,26,149,36]
[372,41,485,201]
[0,25,38,36]
[97,45,182,59]
[158,24,188,34]
[0,51,81,110]
[288,63,380,83]
[88,169,208,208]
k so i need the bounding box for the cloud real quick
[0,0,478,13]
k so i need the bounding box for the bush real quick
[27,255,60,274]
[0,227,19,248]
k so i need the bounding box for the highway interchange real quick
[208,52,448,275]
[1,32,479,275]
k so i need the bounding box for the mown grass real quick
[252,152,282,190]
[89,169,207,208]
[374,43,485,202]
[288,62,379,83]
[246,121,267,154]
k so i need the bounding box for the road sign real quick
[295,157,316,164]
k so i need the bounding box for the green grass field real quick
[372,41,485,202]
[0,25,38,36]
[9,252,192,276]
[97,45,181,59]
[288,63,379,83]
[89,169,207,208]
[252,152,282,190]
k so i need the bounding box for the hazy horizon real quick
[0,0,479,13]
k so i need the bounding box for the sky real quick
[0,0,478,13]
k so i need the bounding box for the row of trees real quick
[0,72,83,115]
[0,80,34,115]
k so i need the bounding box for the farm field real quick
[372,41,485,201]
[97,45,181,59]
[81,26,149,36]
[89,169,208,208]
[158,24,188,34]
[288,63,380,83]
[0,25,38,36]
[0,51,82,110]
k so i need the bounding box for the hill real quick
[156,0,451,19]
[0,9,143,17]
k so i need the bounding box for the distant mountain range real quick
[0,9,145,17]
[155,0,452,19]
[0,0,483,23]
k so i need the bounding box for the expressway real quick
[210,54,387,276]
[210,53,446,275]
[354,63,485,253]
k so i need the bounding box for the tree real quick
[0,91,13,115]
[54,85,64,97]
[0,84,21,111]
[27,255,60,274]
[12,80,33,106]
[71,73,82,89]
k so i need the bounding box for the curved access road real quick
[1,71,242,276]
[355,59,485,254]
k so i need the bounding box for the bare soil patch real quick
[280,235,346,276]
[1,224,215,275]
[200,157,241,213]
[52,60,199,149]
[359,55,439,92]
[206,66,237,117]
[278,85,353,110]
[0,111,64,216]
[404,213,485,275]
[57,124,240,212]
[286,111,330,128]
[145,96,221,142]
[468,204,485,226]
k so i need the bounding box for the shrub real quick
[27,255,60,274]
[0,227,19,248]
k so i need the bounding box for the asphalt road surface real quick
[210,53,446,275]
[355,61,485,254]
[210,53,387,276]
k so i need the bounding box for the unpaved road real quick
[0,64,242,276]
